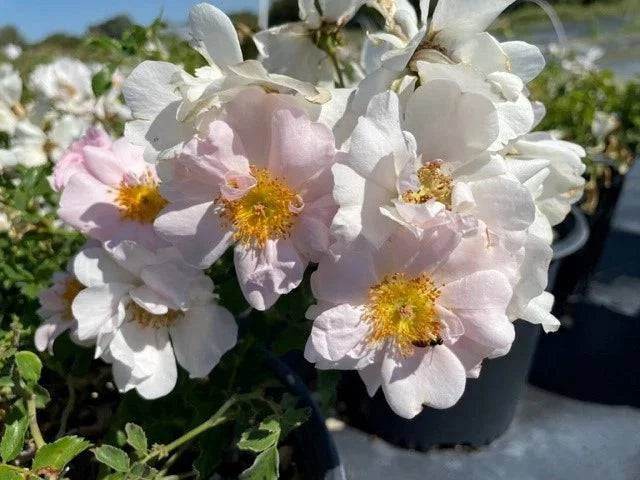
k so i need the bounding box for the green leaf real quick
[0,376,14,388]
[102,473,126,480]
[91,69,112,97]
[14,351,42,384]
[32,435,91,472]
[0,465,24,480]
[238,418,281,453]
[0,404,28,462]
[239,445,279,480]
[127,461,159,478]
[32,385,51,409]
[279,407,310,437]
[93,445,130,472]
[124,423,147,453]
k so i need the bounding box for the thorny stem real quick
[27,395,46,449]
[142,392,263,464]
[56,380,75,438]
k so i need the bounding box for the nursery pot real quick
[337,208,589,450]
[551,166,626,308]
[264,349,347,480]
[529,202,640,406]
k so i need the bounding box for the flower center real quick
[128,303,181,329]
[218,166,302,248]
[363,273,442,356]
[115,177,168,224]
[62,278,84,321]
[401,162,453,208]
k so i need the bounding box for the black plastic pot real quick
[264,350,347,480]
[529,199,640,406]
[338,208,589,450]
[551,167,626,308]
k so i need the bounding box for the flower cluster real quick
[34,1,586,418]
[0,58,130,170]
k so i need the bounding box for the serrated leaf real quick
[14,351,42,384]
[32,435,91,471]
[0,465,24,480]
[238,418,281,453]
[125,423,147,453]
[239,445,279,480]
[0,404,28,462]
[93,445,130,472]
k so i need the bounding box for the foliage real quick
[531,62,640,212]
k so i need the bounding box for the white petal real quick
[431,0,516,48]
[454,32,509,74]
[234,239,305,311]
[72,247,137,287]
[188,3,243,67]
[105,240,157,277]
[501,41,546,82]
[124,61,182,120]
[34,315,71,354]
[521,292,559,333]
[405,78,499,163]
[170,303,237,378]
[129,285,170,315]
[254,25,333,84]
[140,260,214,309]
[72,284,129,342]
[381,345,466,418]
[467,176,535,232]
[311,237,378,305]
[358,360,382,396]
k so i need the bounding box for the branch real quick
[26,396,46,449]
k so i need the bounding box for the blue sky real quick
[1,0,258,42]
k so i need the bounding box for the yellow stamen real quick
[62,278,84,321]
[128,303,181,329]
[363,273,442,356]
[401,162,453,208]
[218,166,302,248]
[115,176,167,224]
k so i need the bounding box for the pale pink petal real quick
[311,237,378,305]
[304,304,369,363]
[222,87,303,167]
[58,172,118,234]
[377,223,460,277]
[267,109,336,189]
[234,239,305,310]
[290,194,336,262]
[440,271,515,350]
[154,201,234,268]
[81,146,126,186]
